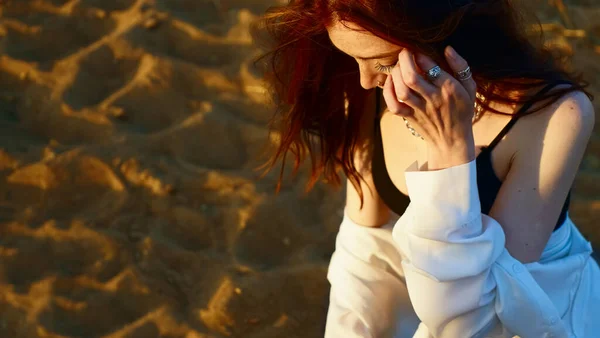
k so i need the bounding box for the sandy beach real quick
[0,0,598,337]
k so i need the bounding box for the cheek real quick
[357,62,376,77]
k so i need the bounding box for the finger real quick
[382,74,415,117]
[389,60,423,108]
[399,50,438,95]
[413,52,453,88]
[445,46,477,100]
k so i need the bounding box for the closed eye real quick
[375,62,395,73]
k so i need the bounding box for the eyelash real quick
[375,62,395,73]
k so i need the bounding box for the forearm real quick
[345,175,391,227]
[393,158,568,337]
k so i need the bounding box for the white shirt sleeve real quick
[392,158,569,337]
[325,212,421,338]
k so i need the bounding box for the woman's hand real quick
[382,46,477,170]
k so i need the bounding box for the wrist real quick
[426,139,475,171]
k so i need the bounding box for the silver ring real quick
[427,66,442,81]
[457,66,472,81]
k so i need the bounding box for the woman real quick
[252,0,599,337]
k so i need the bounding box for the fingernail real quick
[447,46,458,60]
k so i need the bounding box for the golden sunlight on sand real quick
[0,0,598,337]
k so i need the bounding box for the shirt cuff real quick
[402,158,482,237]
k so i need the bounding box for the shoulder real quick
[514,89,595,162]
[544,89,595,135]
[496,88,595,201]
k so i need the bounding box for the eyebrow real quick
[355,50,402,60]
[330,42,401,60]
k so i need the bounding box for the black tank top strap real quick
[485,80,574,152]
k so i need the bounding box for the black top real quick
[372,81,573,232]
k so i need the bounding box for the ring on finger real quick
[396,93,419,105]
[456,66,472,81]
[396,92,421,109]
[426,65,442,81]
[395,90,415,104]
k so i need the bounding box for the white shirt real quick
[325,158,600,338]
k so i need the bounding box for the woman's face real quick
[326,21,403,90]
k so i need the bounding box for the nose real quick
[358,63,383,90]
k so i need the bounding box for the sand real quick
[0,0,598,337]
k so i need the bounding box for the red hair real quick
[250,0,591,205]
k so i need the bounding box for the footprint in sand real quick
[155,0,223,30]
[218,267,330,337]
[2,153,127,222]
[1,7,116,66]
[102,56,238,134]
[125,20,254,68]
[63,45,141,110]
[78,0,137,12]
[0,298,38,337]
[0,225,125,292]
[37,274,164,337]
[0,60,33,111]
[232,194,320,269]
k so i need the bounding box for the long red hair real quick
[250,0,591,205]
